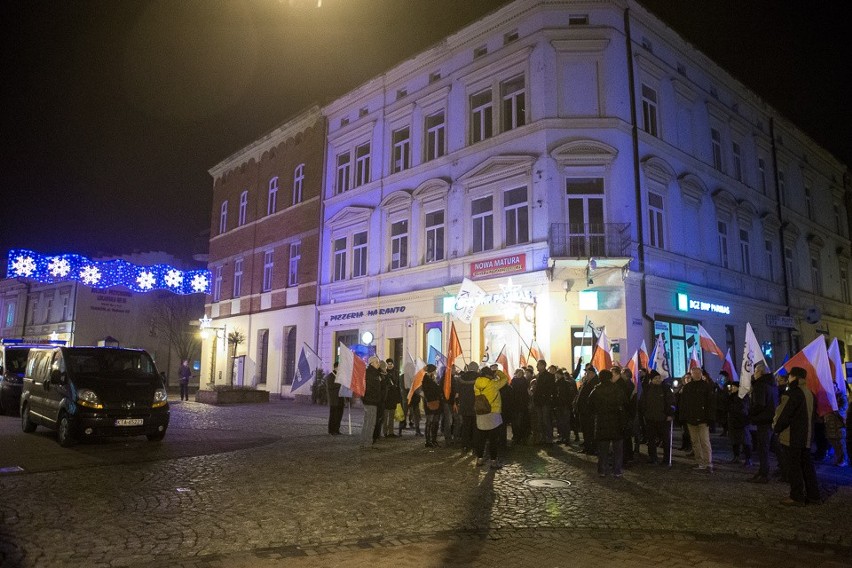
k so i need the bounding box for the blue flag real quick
[775,353,790,377]
[291,347,313,395]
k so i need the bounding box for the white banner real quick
[452,278,486,324]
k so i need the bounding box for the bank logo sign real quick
[676,293,731,315]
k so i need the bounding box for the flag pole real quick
[347,398,352,435]
[668,419,673,467]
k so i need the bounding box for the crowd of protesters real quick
[324,353,851,506]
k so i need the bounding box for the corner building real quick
[318,0,851,376]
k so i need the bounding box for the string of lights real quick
[6,249,211,295]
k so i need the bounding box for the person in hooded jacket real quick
[473,366,508,469]
[457,362,479,453]
[421,364,443,448]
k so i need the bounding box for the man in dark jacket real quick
[554,368,578,445]
[640,370,675,465]
[325,362,343,435]
[576,365,600,454]
[773,366,820,506]
[589,370,628,477]
[457,363,479,452]
[748,361,778,483]
[510,368,531,445]
[361,356,383,448]
[679,366,717,471]
[533,359,556,444]
[383,359,401,438]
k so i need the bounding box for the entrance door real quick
[481,318,520,373]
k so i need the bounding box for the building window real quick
[778,170,787,207]
[641,84,659,137]
[219,201,228,234]
[504,187,529,246]
[784,246,795,288]
[424,209,445,263]
[765,240,774,281]
[233,258,243,298]
[804,185,813,219]
[289,241,301,287]
[335,152,351,195]
[262,250,274,292]
[5,302,15,328]
[648,192,665,248]
[841,266,850,304]
[352,231,368,278]
[293,164,304,205]
[390,220,409,270]
[391,127,411,173]
[758,158,767,195]
[470,89,493,144]
[267,177,279,215]
[333,238,347,282]
[61,296,69,320]
[425,111,445,161]
[354,143,371,187]
[717,221,729,269]
[811,255,822,295]
[739,229,751,275]
[500,75,526,132]
[472,196,494,253]
[711,128,723,171]
[238,191,248,226]
[732,142,743,182]
[213,266,223,302]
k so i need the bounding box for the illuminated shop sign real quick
[470,254,526,280]
[328,305,406,322]
[676,293,730,315]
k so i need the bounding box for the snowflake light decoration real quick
[7,249,211,295]
[190,273,209,293]
[79,265,103,286]
[136,271,156,290]
[48,257,71,278]
[11,254,36,277]
[164,269,183,288]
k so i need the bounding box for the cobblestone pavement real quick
[1,399,851,568]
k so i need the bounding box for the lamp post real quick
[199,316,227,387]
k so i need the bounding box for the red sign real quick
[470,254,526,280]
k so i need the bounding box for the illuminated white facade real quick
[314,0,850,376]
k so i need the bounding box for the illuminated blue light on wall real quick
[7,249,211,295]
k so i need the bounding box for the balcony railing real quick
[548,222,631,259]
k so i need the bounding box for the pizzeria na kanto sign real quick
[470,253,526,280]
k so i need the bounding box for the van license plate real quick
[115,418,143,426]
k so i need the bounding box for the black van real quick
[20,346,170,446]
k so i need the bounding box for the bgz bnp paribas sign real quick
[676,293,731,315]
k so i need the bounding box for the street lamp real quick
[199,316,227,386]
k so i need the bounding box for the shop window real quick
[424,322,443,363]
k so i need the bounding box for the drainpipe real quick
[624,9,650,325]
[770,117,793,352]
[314,108,328,372]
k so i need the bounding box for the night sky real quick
[1,0,849,273]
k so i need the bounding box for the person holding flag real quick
[747,360,778,484]
[360,356,383,449]
[324,362,343,435]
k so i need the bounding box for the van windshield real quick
[66,348,158,379]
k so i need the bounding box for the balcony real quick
[548,222,631,260]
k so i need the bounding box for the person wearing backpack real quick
[473,366,508,468]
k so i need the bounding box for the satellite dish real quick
[805,306,821,325]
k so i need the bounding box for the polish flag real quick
[625,349,642,397]
[528,339,543,364]
[782,335,838,416]
[688,344,702,369]
[738,323,766,399]
[649,334,670,380]
[406,356,427,405]
[496,345,509,378]
[519,351,528,369]
[638,340,650,371]
[721,349,739,383]
[336,342,366,398]
[698,324,725,359]
[626,349,639,376]
[591,329,613,372]
[827,338,846,392]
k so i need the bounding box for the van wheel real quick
[146,430,166,442]
[21,404,37,433]
[57,413,75,447]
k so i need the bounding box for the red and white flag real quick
[406,356,427,405]
[625,349,642,397]
[591,329,613,372]
[336,341,366,398]
[688,344,702,369]
[698,324,725,359]
[496,345,509,377]
[738,323,766,399]
[638,340,650,371]
[827,338,846,392]
[626,349,639,376]
[722,348,739,383]
[528,339,543,364]
[782,336,838,417]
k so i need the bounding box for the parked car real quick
[20,346,170,446]
[0,340,60,415]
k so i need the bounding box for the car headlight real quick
[152,387,168,408]
[78,389,103,409]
